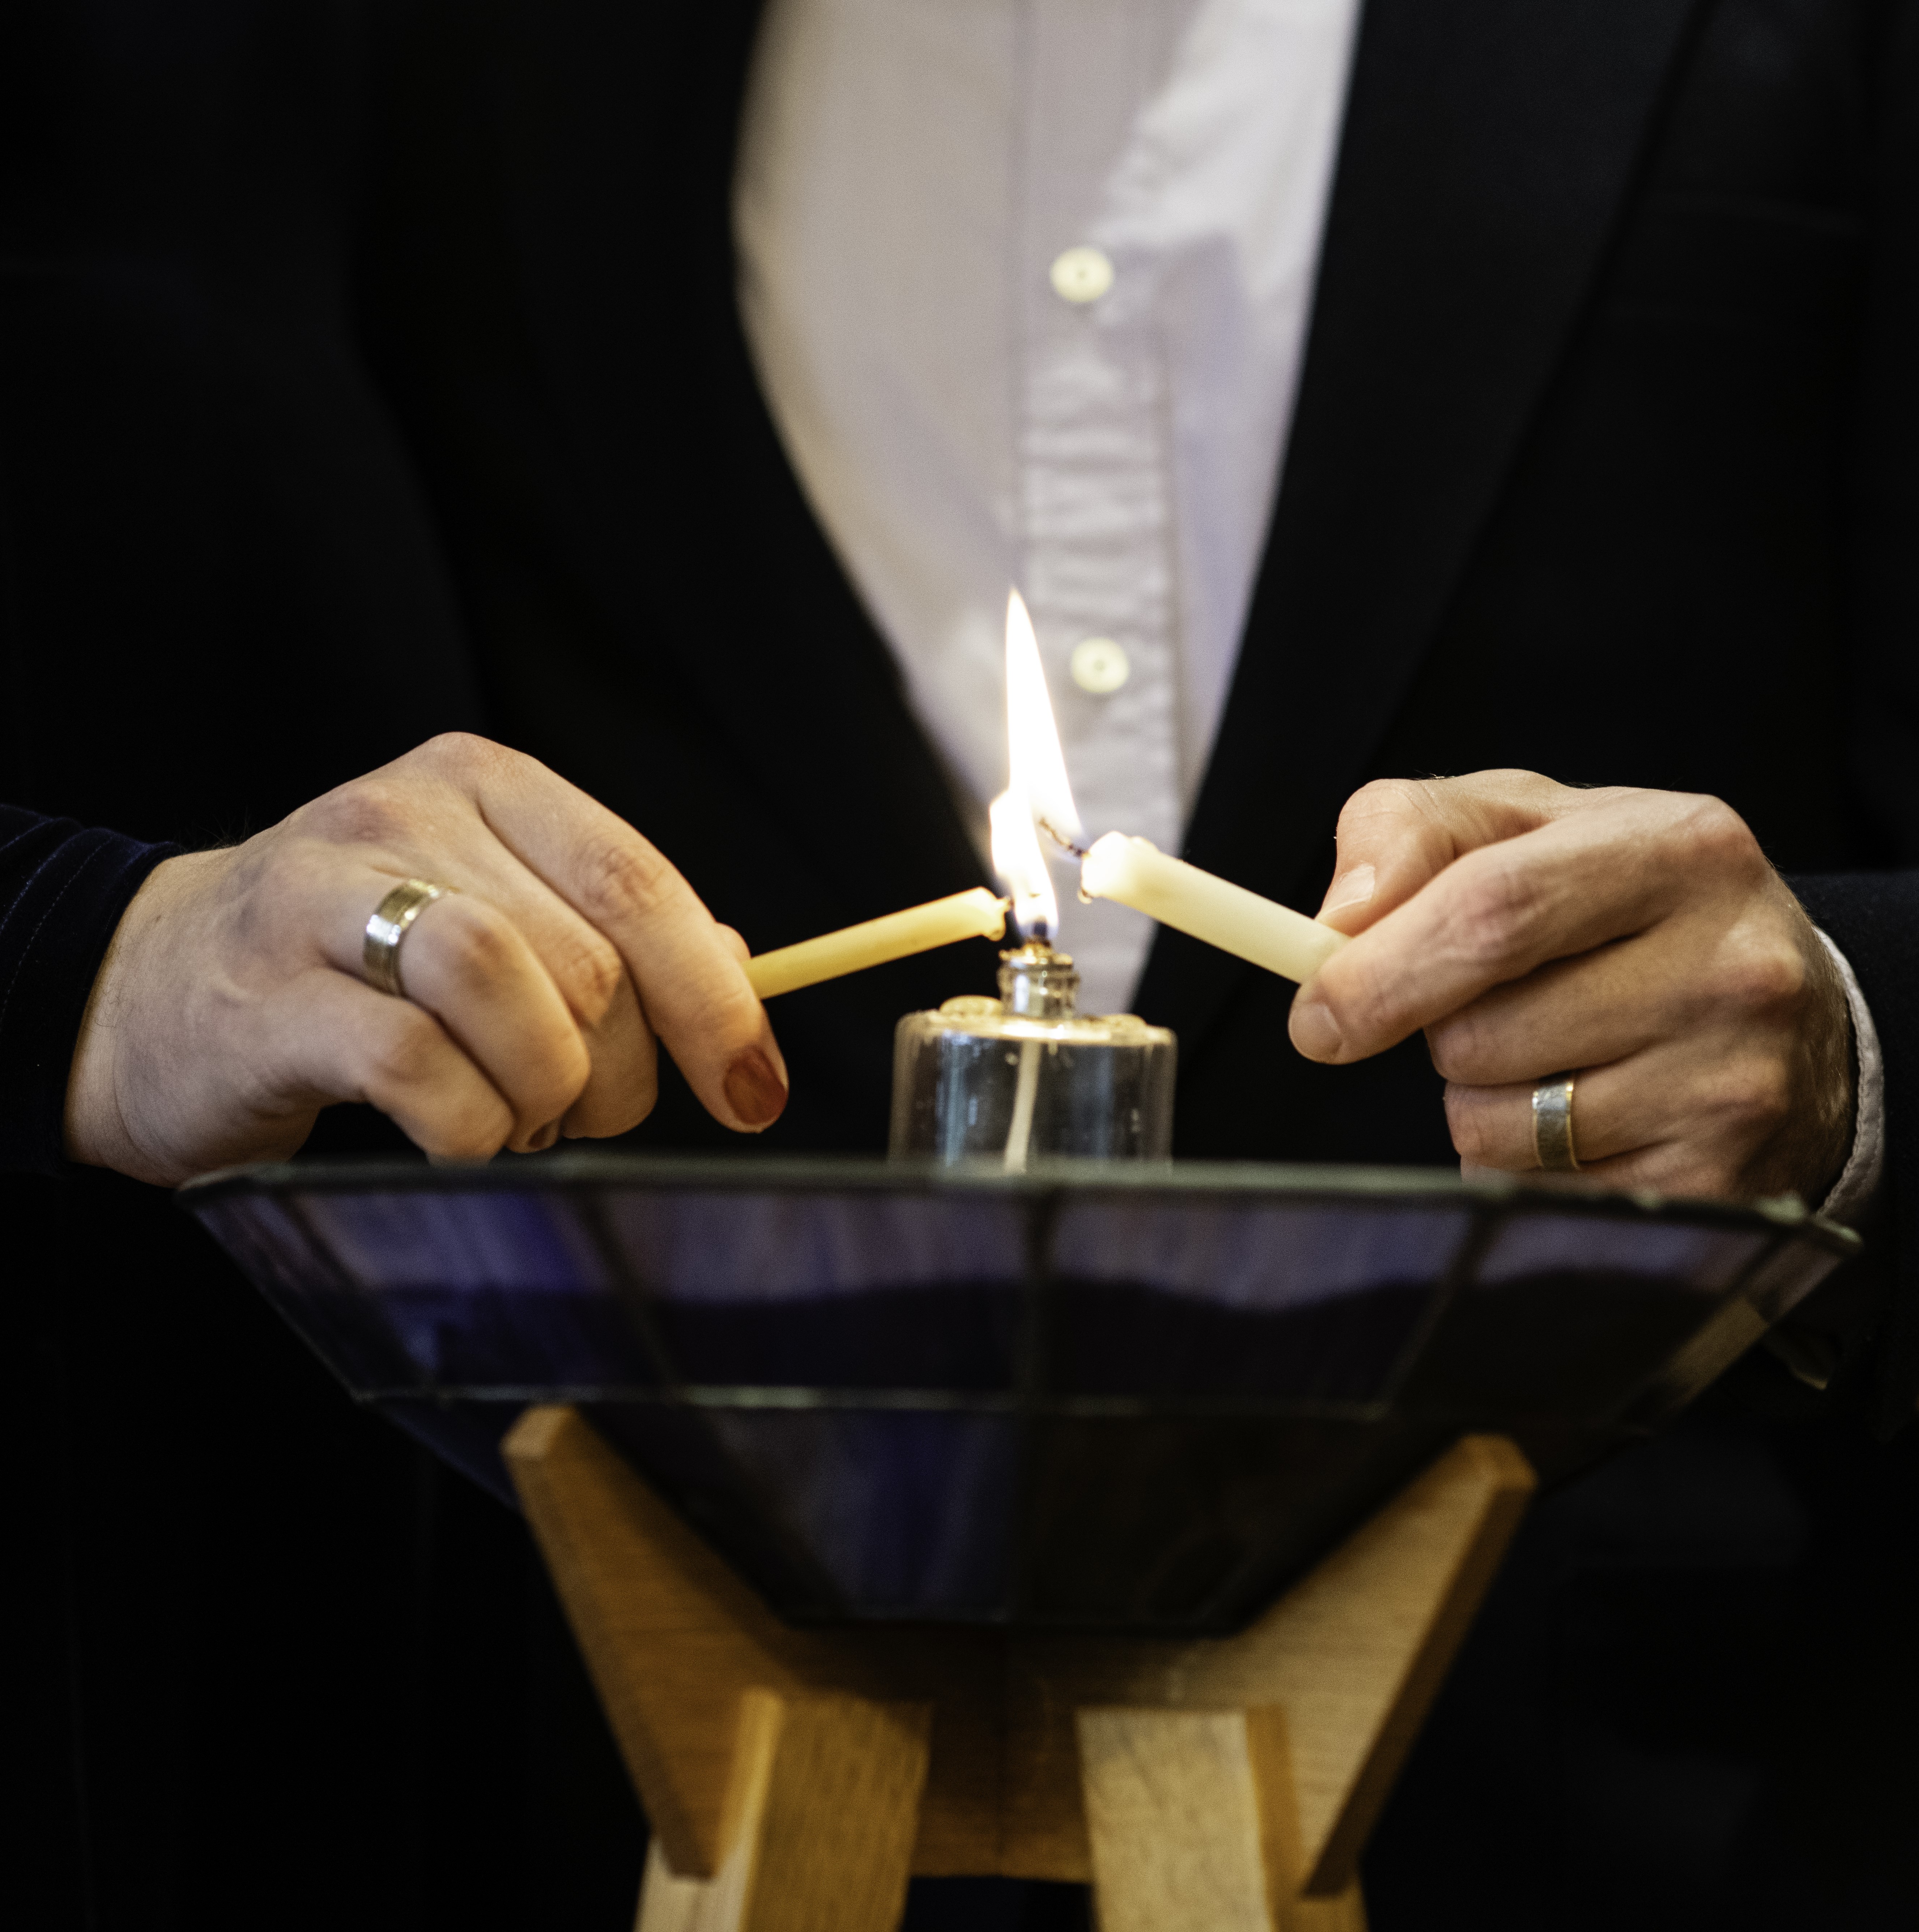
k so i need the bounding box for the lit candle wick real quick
[992,589,1082,943]
[1000,595,1340,986]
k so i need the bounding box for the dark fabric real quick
[7,1156,656,1930]
[0,0,486,845]
[6,0,1919,1925]
[0,808,172,1172]
[1370,1349,1919,1929]
[1792,874,1919,1435]
[0,7,554,1927]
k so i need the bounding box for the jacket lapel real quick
[1137,0,1707,1049]
[484,0,987,937]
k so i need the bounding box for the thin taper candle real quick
[1079,835,1346,983]
[746,888,1009,999]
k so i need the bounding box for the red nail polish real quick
[723,1048,789,1129]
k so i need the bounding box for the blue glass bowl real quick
[182,1155,1854,1633]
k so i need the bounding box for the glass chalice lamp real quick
[888,596,1176,1167]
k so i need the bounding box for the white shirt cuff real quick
[1814,929,1884,1226]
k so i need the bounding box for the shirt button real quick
[1050,246,1114,305]
[1070,637,1130,694]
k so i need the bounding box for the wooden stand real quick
[504,1409,1534,1932]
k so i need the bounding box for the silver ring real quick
[363,878,453,998]
[1532,1072,1580,1172]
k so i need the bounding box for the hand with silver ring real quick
[62,733,790,1184]
[1288,770,1855,1201]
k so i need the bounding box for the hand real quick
[1288,771,1855,1202]
[64,733,787,1185]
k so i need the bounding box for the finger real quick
[1314,771,1622,936]
[1424,888,1822,1088]
[398,836,662,1138]
[1293,790,1756,1063]
[316,871,591,1151]
[1443,1032,1795,1193]
[446,742,787,1131]
[1447,1060,1666,1173]
[382,890,599,1150]
[274,968,516,1162]
[390,859,660,1143]
[558,982,659,1139]
[1424,927,1682,1088]
[307,782,665,1140]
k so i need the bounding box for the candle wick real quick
[1038,819,1089,860]
[1003,1038,1042,1172]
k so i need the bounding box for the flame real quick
[990,790,1055,939]
[989,589,1082,942]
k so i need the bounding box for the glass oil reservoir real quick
[888,944,1176,1165]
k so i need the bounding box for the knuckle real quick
[1718,935,1808,1020]
[431,1104,514,1164]
[224,839,306,942]
[680,972,754,1042]
[368,1005,447,1091]
[1708,1057,1795,1141]
[555,932,628,1021]
[431,899,520,987]
[1442,858,1542,973]
[1425,1011,1486,1084]
[1343,775,1427,816]
[417,730,513,780]
[302,777,413,851]
[616,1053,661,1126]
[575,833,681,930]
[1442,1085,1500,1165]
[1678,794,1764,876]
[542,1038,595,1114]
[571,1066,659,1141]
[1325,955,1412,1054]
[1337,777,1431,841]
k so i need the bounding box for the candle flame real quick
[990,790,1055,939]
[990,589,1082,942]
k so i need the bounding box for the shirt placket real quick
[1017,0,1186,927]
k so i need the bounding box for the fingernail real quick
[724,1047,788,1129]
[1320,863,1376,916]
[1289,996,1344,1062]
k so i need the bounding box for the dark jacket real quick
[7,0,1919,1925]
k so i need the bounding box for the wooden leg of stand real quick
[1078,1703,1370,1932]
[1009,1436,1535,1894]
[1292,1886,1367,1932]
[634,1688,930,1932]
[1078,1706,1294,1932]
[511,1407,1531,1918]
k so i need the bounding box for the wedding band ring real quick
[363,879,453,998]
[1532,1072,1580,1172]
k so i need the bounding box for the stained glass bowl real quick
[183,1155,1854,1634]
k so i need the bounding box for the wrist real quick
[63,849,227,1182]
